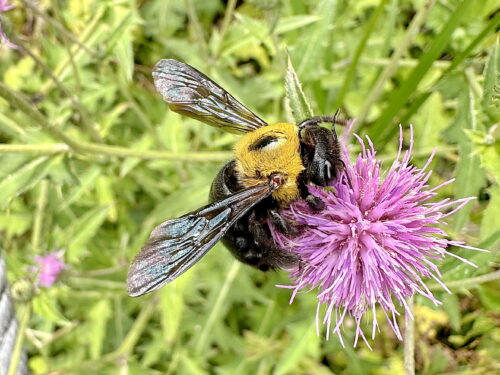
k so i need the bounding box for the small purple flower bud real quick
[34,251,66,288]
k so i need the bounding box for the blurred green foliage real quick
[0,0,499,374]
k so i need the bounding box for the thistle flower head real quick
[34,251,66,288]
[271,126,483,347]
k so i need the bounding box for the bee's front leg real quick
[297,180,326,212]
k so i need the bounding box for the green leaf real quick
[59,165,101,210]
[466,129,500,185]
[0,110,26,137]
[412,91,448,151]
[88,299,112,359]
[332,0,388,109]
[426,347,451,374]
[294,0,337,81]
[32,292,67,323]
[274,321,318,375]
[452,88,486,231]
[179,350,206,375]
[371,0,475,144]
[477,284,500,312]
[468,314,496,337]
[62,206,109,261]
[285,57,313,123]
[0,156,59,208]
[481,37,499,111]
[96,175,117,222]
[0,212,31,236]
[276,15,321,34]
[480,185,500,241]
[232,14,273,54]
[160,272,193,343]
[441,293,461,331]
[440,230,499,282]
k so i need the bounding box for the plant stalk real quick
[428,269,500,291]
[0,84,231,162]
[404,295,415,375]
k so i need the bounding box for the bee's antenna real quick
[297,111,349,129]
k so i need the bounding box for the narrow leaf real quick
[480,185,500,241]
[285,57,313,123]
[295,0,337,80]
[370,0,474,144]
[59,165,101,209]
[63,206,109,261]
[276,15,321,34]
[481,37,499,110]
[442,294,461,331]
[452,88,486,231]
[160,272,192,343]
[0,156,59,208]
[332,0,389,109]
[88,299,112,359]
[274,321,318,375]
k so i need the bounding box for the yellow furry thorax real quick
[234,123,304,204]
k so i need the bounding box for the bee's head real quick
[234,123,304,203]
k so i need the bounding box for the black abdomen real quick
[209,161,298,270]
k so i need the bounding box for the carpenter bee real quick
[127,59,345,297]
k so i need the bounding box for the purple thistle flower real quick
[0,0,17,49]
[34,251,66,288]
[271,126,484,347]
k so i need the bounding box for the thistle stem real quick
[31,180,49,252]
[404,295,415,375]
[0,143,231,161]
[0,144,71,154]
[428,270,500,291]
[0,84,231,162]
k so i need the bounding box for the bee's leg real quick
[305,194,326,211]
[297,175,325,212]
[297,258,306,273]
[246,214,299,271]
[268,209,300,236]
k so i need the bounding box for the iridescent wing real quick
[127,183,275,297]
[152,59,268,134]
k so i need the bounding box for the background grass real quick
[1,0,499,374]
